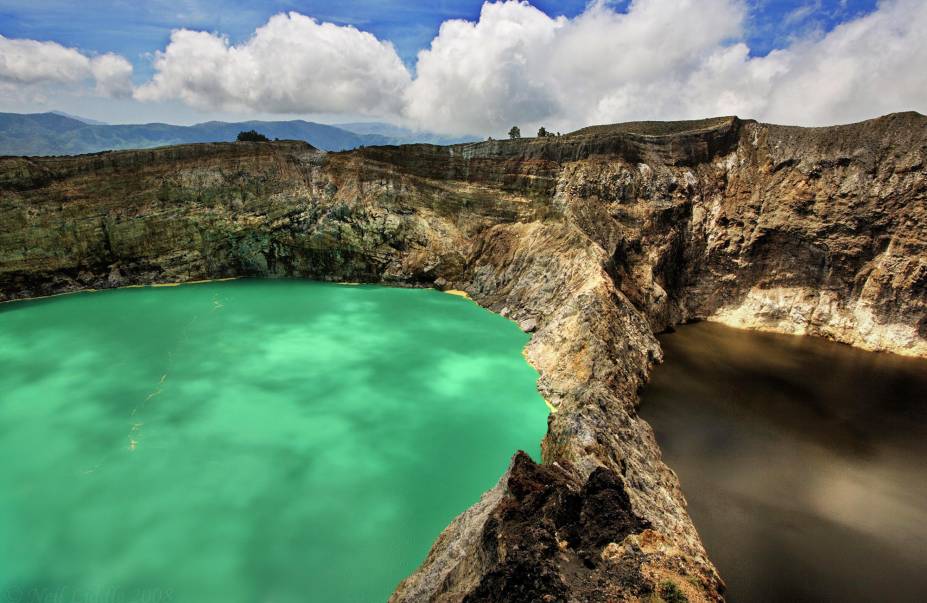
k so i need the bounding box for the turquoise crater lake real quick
[0,281,549,602]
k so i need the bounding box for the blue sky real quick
[0,0,877,78]
[1,0,920,132]
[0,1,588,78]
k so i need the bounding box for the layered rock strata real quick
[1,112,924,601]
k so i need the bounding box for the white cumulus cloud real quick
[737,0,927,126]
[8,0,923,133]
[133,11,412,117]
[405,0,746,134]
[403,0,927,134]
[0,35,133,98]
[403,1,567,137]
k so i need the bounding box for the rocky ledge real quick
[1,112,925,601]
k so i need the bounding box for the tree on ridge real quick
[237,130,270,142]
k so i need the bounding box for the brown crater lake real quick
[640,321,927,603]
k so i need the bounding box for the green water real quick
[0,280,548,603]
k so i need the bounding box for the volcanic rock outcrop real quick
[1,112,925,601]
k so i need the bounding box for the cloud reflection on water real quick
[641,321,927,603]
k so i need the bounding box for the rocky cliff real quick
[1,112,925,601]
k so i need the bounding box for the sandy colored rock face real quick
[1,113,924,601]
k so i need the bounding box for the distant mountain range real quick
[0,112,477,156]
[48,110,109,126]
[333,122,472,146]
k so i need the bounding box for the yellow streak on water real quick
[520,349,556,414]
[2,288,99,304]
[1,278,240,305]
[128,374,169,451]
[444,289,471,299]
[153,278,238,287]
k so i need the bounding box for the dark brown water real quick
[640,321,927,603]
